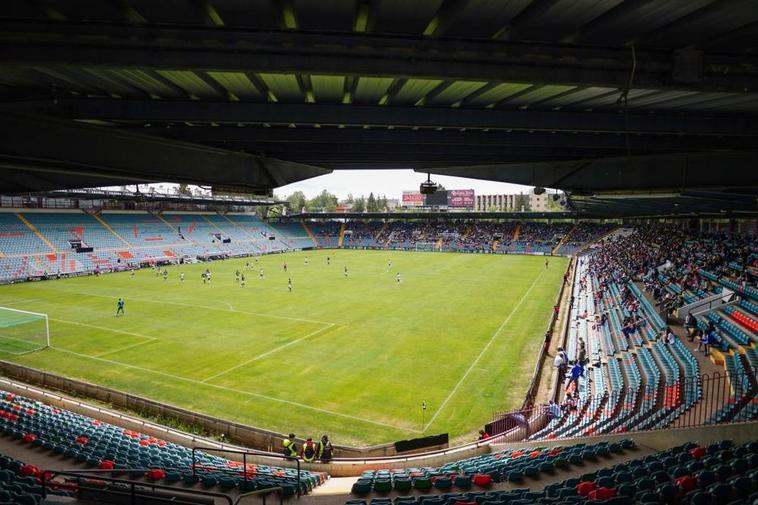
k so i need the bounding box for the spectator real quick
[684,312,695,340]
[546,401,562,420]
[562,393,578,413]
[567,361,585,391]
[697,330,710,355]
[554,347,568,378]
[665,327,676,346]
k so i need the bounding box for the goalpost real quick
[0,306,50,355]
[414,242,438,252]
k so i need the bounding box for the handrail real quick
[191,446,301,498]
[236,486,284,505]
[522,256,574,409]
[41,468,234,505]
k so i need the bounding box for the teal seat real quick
[454,476,471,488]
[374,479,392,492]
[433,477,452,489]
[394,479,412,492]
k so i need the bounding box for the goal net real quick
[0,307,49,355]
[415,242,437,252]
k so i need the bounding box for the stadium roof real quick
[36,188,282,206]
[284,211,576,221]
[0,0,756,216]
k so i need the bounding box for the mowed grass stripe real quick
[0,250,567,446]
[47,343,419,432]
[423,266,546,430]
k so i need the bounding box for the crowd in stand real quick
[341,220,613,254]
[344,222,383,240]
[536,223,757,441]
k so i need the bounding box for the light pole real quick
[421,401,427,433]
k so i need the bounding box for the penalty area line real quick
[48,318,159,358]
[423,268,546,430]
[48,345,419,434]
[35,285,334,326]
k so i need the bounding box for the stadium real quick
[0,1,757,505]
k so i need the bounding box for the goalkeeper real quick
[116,298,125,316]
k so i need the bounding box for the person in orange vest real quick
[301,437,317,463]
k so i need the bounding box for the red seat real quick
[589,487,616,500]
[576,481,596,496]
[472,474,492,487]
[146,469,166,481]
[676,475,697,492]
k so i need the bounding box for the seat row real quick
[0,391,325,495]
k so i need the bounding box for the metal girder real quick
[0,113,330,194]
[25,99,758,137]
[421,150,758,192]
[568,194,758,218]
[151,125,757,152]
[284,211,577,220]
[1,19,757,92]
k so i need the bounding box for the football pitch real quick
[0,250,567,447]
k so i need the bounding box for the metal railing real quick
[522,257,574,408]
[41,468,235,505]
[191,446,301,498]
[489,371,758,440]
[237,486,284,505]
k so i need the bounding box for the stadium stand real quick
[0,390,325,495]
[0,450,62,505]
[1,214,613,283]
[310,222,342,249]
[523,225,757,442]
[0,210,754,505]
[351,439,637,494]
[348,439,758,504]
[343,222,385,249]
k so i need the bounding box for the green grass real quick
[0,250,567,447]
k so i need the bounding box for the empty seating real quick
[0,390,326,494]
[351,440,636,495]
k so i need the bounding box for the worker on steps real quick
[301,437,317,463]
[282,433,298,458]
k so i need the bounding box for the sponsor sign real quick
[448,189,475,208]
[402,191,425,206]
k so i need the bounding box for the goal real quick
[0,306,49,355]
[414,242,438,252]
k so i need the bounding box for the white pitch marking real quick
[0,298,41,307]
[201,323,336,383]
[50,318,156,341]
[49,318,158,357]
[33,285,334,326]
[94,338,157,358]
[49,345,419,433]
[423,269,546,430]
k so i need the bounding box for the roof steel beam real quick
[26,98,758,137]
[0,113,330,193]
[1,19,756,92]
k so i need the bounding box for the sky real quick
[274,169,535,201]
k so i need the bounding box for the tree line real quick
[284,190,389,213]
